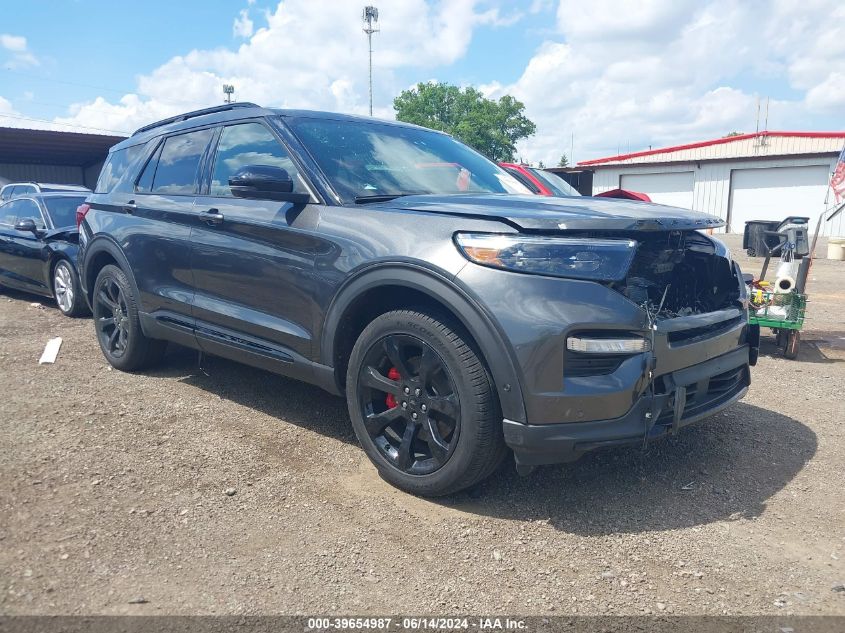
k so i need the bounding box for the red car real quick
[499,162,651,201]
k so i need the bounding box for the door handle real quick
[203,208,224,226]
[123,200,137,214]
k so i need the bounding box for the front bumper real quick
[503,346,751,466]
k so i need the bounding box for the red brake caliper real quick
[385,367,401,409]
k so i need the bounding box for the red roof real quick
[578,131,845,166]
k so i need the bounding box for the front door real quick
[190,121,327,366]
[0,198,48,295]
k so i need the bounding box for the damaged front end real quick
[553,228,755,436]
[611,230,754,437]
[614,230,741,318]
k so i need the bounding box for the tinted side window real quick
[135,143,162,193]
[5,199,45,228]
[95,145,144,194]
[0,199,18,224]
[151,129,214,195]
[210,123,303,197]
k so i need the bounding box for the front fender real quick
[320,263,528,423]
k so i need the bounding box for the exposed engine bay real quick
[612,230,740,318]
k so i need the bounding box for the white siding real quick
[620,172,695,208]
[592,156,842,236]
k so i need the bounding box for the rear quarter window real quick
[147,128,214,195]
[95,144,144,194]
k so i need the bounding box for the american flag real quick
[832,145,845,204]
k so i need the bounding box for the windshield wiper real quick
[353,192,428,204]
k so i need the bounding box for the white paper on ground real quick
[38,337,63,364]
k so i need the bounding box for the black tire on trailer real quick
[346,309,506,497]
[784,329,800,360]
[92,264,167,371]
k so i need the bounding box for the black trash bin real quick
[743,220,781,257]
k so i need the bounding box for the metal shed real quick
[577,131,845,236]
[0,127,126,190]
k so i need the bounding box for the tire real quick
[746,248,756,258]
[784,330,800,360]
[92,264,166,371]
[53,259,89,317]
[346,309,506,497]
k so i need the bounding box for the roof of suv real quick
[116,102,436,152]
[1,182,90,192]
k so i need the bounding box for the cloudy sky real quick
[1,0,842,163]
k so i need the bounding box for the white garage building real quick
[579,131,845,236]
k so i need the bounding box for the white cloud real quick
[48,0,496,134]
[805,71,845,114]
[7,0,843,157]
[493,0,845,163]
[0,34,27,52]
[0,33,39,68]
[233,9,254,38]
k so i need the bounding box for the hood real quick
[388,193,724,232]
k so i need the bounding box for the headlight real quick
[454,233,637,281]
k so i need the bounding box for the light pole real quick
[223,84,235,104]
[362,6,379,116]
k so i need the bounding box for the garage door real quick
[728,165,830,233]
[620,172,694,209]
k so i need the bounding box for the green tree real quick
[724,131,743,137]
[557,154,569,167]
[393,82,536,162]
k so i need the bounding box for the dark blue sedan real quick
[0,191,90,316]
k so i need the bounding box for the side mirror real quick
[229,165,310,204]
[14,218,41,235]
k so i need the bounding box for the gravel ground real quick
[1,235,843,616]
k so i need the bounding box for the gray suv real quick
[78,103,757,496]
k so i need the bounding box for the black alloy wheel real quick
[92,264,166,371]
[347,310,506,496]
[95,275,130,358]
[357,334,461,475]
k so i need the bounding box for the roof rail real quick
[132,102,261,136]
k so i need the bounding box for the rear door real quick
[0,198,49,294]
[190,120,323,364]
[123,128,214,333]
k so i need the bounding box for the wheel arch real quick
[321,263,527,423]
[82,236,142,314]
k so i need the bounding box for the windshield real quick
[284,117,530,203]
[529,168,580,197]
[44,196,87,228]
